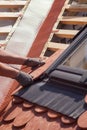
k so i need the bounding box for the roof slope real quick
[1,26,87,130]
[0,0,87,130]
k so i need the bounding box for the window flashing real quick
[47,24,87,89]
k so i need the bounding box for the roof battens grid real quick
[0,0,28,48]
[41,0,87,57]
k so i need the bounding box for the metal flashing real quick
[15,79,87,119]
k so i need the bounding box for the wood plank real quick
[61,16,87,25]
[0,27,12,35]
[66,4,87,12]
[54,29,78,38]
[0,40,6,48]
[0,1,26,8]
[0,40,6,44]
[47,42,69,51]
[78,0,87,3]
[0,12,20,20]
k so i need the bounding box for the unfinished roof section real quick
[6,0,55,57]
[1,27,87,130]
[15,25,87,119]
[41,0,87,58]
[0,0,28,48]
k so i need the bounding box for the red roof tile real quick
[77,111,87,129]
[0,96,85,130]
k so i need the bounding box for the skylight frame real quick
[46,25,87,87]
[46,25,87,74]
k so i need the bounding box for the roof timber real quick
[0,26,12,35]
[0,0,29,48]
[65,4,87,12]
[0,12,20,20]
[0,40,6,47]
[55,29,78,38]
[47,42,69,51]
[61,16,87,25]
[40,0,70,57]
[0,1,26,8]
[78,0,87,3]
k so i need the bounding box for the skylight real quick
[63,38,87,69]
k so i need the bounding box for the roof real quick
[0,0,87,130]
[1,26,87,130]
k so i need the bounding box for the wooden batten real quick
[0,12,20,20]
[40,0,87,57]
[61,16,87,25]
[0,1,26,8]
[55,29,78,38]
[78,0,87,3]
[47,42,69,51]
[66,4,87,12]
[0,26,12,35]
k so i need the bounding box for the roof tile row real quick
[0,96,85,130]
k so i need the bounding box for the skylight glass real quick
[63,38,87,70]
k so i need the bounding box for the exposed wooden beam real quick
[0,40,6,44]
[78,0,87,3]
[0,1,26,8]
[66,4,87,12]
[0,12,20,20]
[0,27,12,35]
[61,16,87,25]
[47,42,69,51]
[55,29,78,38]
